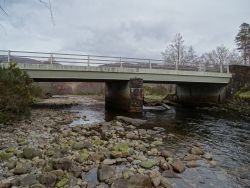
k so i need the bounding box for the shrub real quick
[0,63,40,123]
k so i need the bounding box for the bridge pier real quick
[176,83,227,105]
[105,78,143,113]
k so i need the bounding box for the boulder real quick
[22,147,42,159]
[97,165,115,181]
[111,179,128,188]
[0,179,11,188]
[20,174,38,187]
[140,159,158,169]
[128,174,152,188]
[183,154,201,161]
[186,161,200,168]
[103,159,117,165]
[13,163,31,175]
[38,172,58,188]
[171,160,185,173]
[161,150,172,158]
[52,158,72,171]
[115,116,147,126]
[190,146,204,155]
[160,177,173,188]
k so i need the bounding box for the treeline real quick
[162,23,250,66]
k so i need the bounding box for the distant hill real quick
[0,55,45,64]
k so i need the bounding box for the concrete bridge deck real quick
[4,63,231,84]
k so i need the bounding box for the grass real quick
[236,90,250,99]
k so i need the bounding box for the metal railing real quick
[0,50,230,73]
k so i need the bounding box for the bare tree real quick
[162,33,186,69]
[0,0,55,25]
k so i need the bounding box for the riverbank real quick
[0,96,218,188]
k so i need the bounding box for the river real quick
[68,96,250,188]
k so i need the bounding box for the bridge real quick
[0,50,232,112]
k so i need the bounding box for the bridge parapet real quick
[0,50,230,73]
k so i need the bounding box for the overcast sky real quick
[0,0,249,58]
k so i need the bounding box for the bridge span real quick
[0,50,232,112]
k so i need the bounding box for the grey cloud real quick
[0,0,249,58]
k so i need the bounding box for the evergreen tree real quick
[235,23,250,65]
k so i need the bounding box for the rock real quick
[6,160,17,169]
[162,169,179,178]
[103,159,116,165]
[161,150,172,158]
[186,161,200,168]
[70,165,82,178]
[183,154,201,161]
[128,174,152,188]
[111,179,128,188]
[0,179,11,188]
[22,147,42,159]
[97,165,115,181]
[147,148,158,156]
[0,152,13,161]
[140,159,158,169]
[90,152,105,162]
[209,160,217,168]
[55,177,69,187]
[72,142,85,150]
[190,146,204,155]
[203,153,213,160]
[115,116,147,126]
[52,158,73,171]
[151,176,161,187]
[38,172,58,187]
[97,183,109,188]
[171,160,185,173]
[13,163,31,175]
[20,174,38,186]
[126,132,139,139]
[30,183,46,188]
[160,177,173,188]
[72,126,82,133]
[78,149,89,161]
[151,141,163,146]
[111,143,129,158]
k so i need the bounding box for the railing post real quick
[149,59,152,69]
[7,50,10,63]
[199,63,202,72]
[175,61,178,70]
[220,64,223,73]
[227,64,230,73]
[50,53,53,64]
[87,55,90,67]
[120,57,123,68]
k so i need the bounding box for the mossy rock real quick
[6,147,17,153]
[79,149,89,161]
[113,143,129,153]
[56,177,69,187]
[93,139,105,146]
[111,143,129,158]
[0,151,13,161]
[140,159,158,169]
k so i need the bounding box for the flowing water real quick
[69,97,250,188]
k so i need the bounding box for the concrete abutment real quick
[176,83,227,105]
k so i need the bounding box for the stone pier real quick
[105,78,143,112]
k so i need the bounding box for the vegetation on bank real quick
[236,90,250,100]
[0,63,41,123]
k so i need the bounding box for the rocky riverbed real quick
[0,96,218,188]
